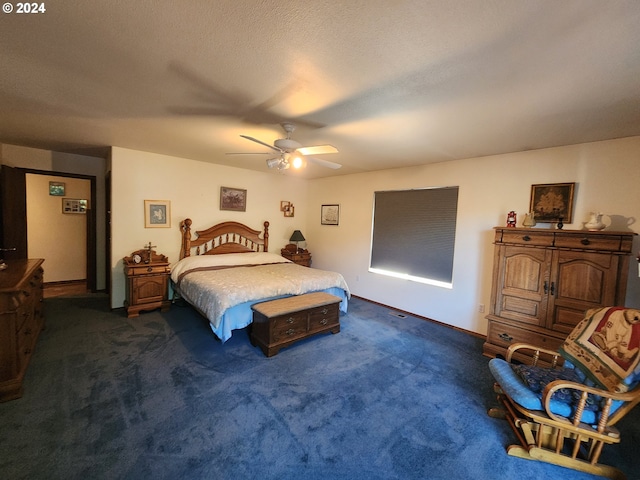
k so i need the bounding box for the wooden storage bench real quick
[250,292,341,357]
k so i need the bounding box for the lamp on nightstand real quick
[289,230,306,253]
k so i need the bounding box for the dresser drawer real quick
[17,319,38,369]
[487,320,563,351]
[554,233,627,252]
[499,230,554,247]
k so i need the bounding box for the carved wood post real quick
[180,218,192,258]
[263,221,269,252]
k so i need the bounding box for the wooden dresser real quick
[123,249,171,318]
[483,227,635,363]
[0,258,45,402]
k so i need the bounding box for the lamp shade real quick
[289,230,305,242]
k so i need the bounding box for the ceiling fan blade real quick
[168,106,239,116]
[297,145,339,155]
[225,152,273,155]
[307,156,342,169]
[240,135,281,152]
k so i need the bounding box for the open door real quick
[0,165,27,260]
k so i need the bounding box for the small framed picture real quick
[49,181,65,196]
[144,200,171,228]
[280,201,290,211]
[220,187,247,212]
[62,198,88,214]
[321,204,340,225]
[530,182,575,223]
[284,205,295,217]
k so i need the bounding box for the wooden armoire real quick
[483,227,636,362]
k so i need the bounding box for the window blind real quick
[370,186,459,285]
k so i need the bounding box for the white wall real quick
[306,136,640,336]
[6,137,640,333]
[110,147,309,308]
[26,173,90,282]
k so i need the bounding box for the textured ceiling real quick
[1,0,639,178]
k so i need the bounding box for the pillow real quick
[170,252,291,283]
[511,364,599,411]
[560,307,640,393]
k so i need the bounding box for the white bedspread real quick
[171,253,350,342]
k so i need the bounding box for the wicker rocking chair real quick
[488,307,640,479]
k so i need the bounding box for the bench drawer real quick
[271,312,308,341]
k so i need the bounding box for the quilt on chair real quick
[560,307,640,393]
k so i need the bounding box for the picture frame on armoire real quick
[529,182,575,223]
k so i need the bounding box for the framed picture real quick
[530,182,575,223]
[220,187,247,212]
[321,204,340,225]
[280,201,290,211]
[144,200,171,228]
[49,181,65,196]
[284,204,295,217]
[62,198,88,214]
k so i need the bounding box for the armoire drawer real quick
[499,230,554,247]
[554,233,628,252]
[487,320,563,351]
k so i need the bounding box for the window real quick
[369,186,459,288]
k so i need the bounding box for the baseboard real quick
[350,294,485,340]
[43,279,86,287]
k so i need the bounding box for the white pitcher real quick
[585,212,605,231]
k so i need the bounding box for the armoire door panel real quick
[547,250,618,333]
[495,246,551,326]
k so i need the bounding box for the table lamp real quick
[289,230,305,253]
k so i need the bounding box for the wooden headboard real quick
[179,219,269,259]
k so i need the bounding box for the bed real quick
[171,218,350,342]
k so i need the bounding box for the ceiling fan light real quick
[266,158,280,169]
[291,155,306,169]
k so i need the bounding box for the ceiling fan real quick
[228,123,342,171]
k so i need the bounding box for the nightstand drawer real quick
[126,265,170,276]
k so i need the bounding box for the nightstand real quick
[281,244,312,267]
[123,248,171,317]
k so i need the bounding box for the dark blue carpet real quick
[1,295,639,479]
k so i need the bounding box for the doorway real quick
[0,166,97,291]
